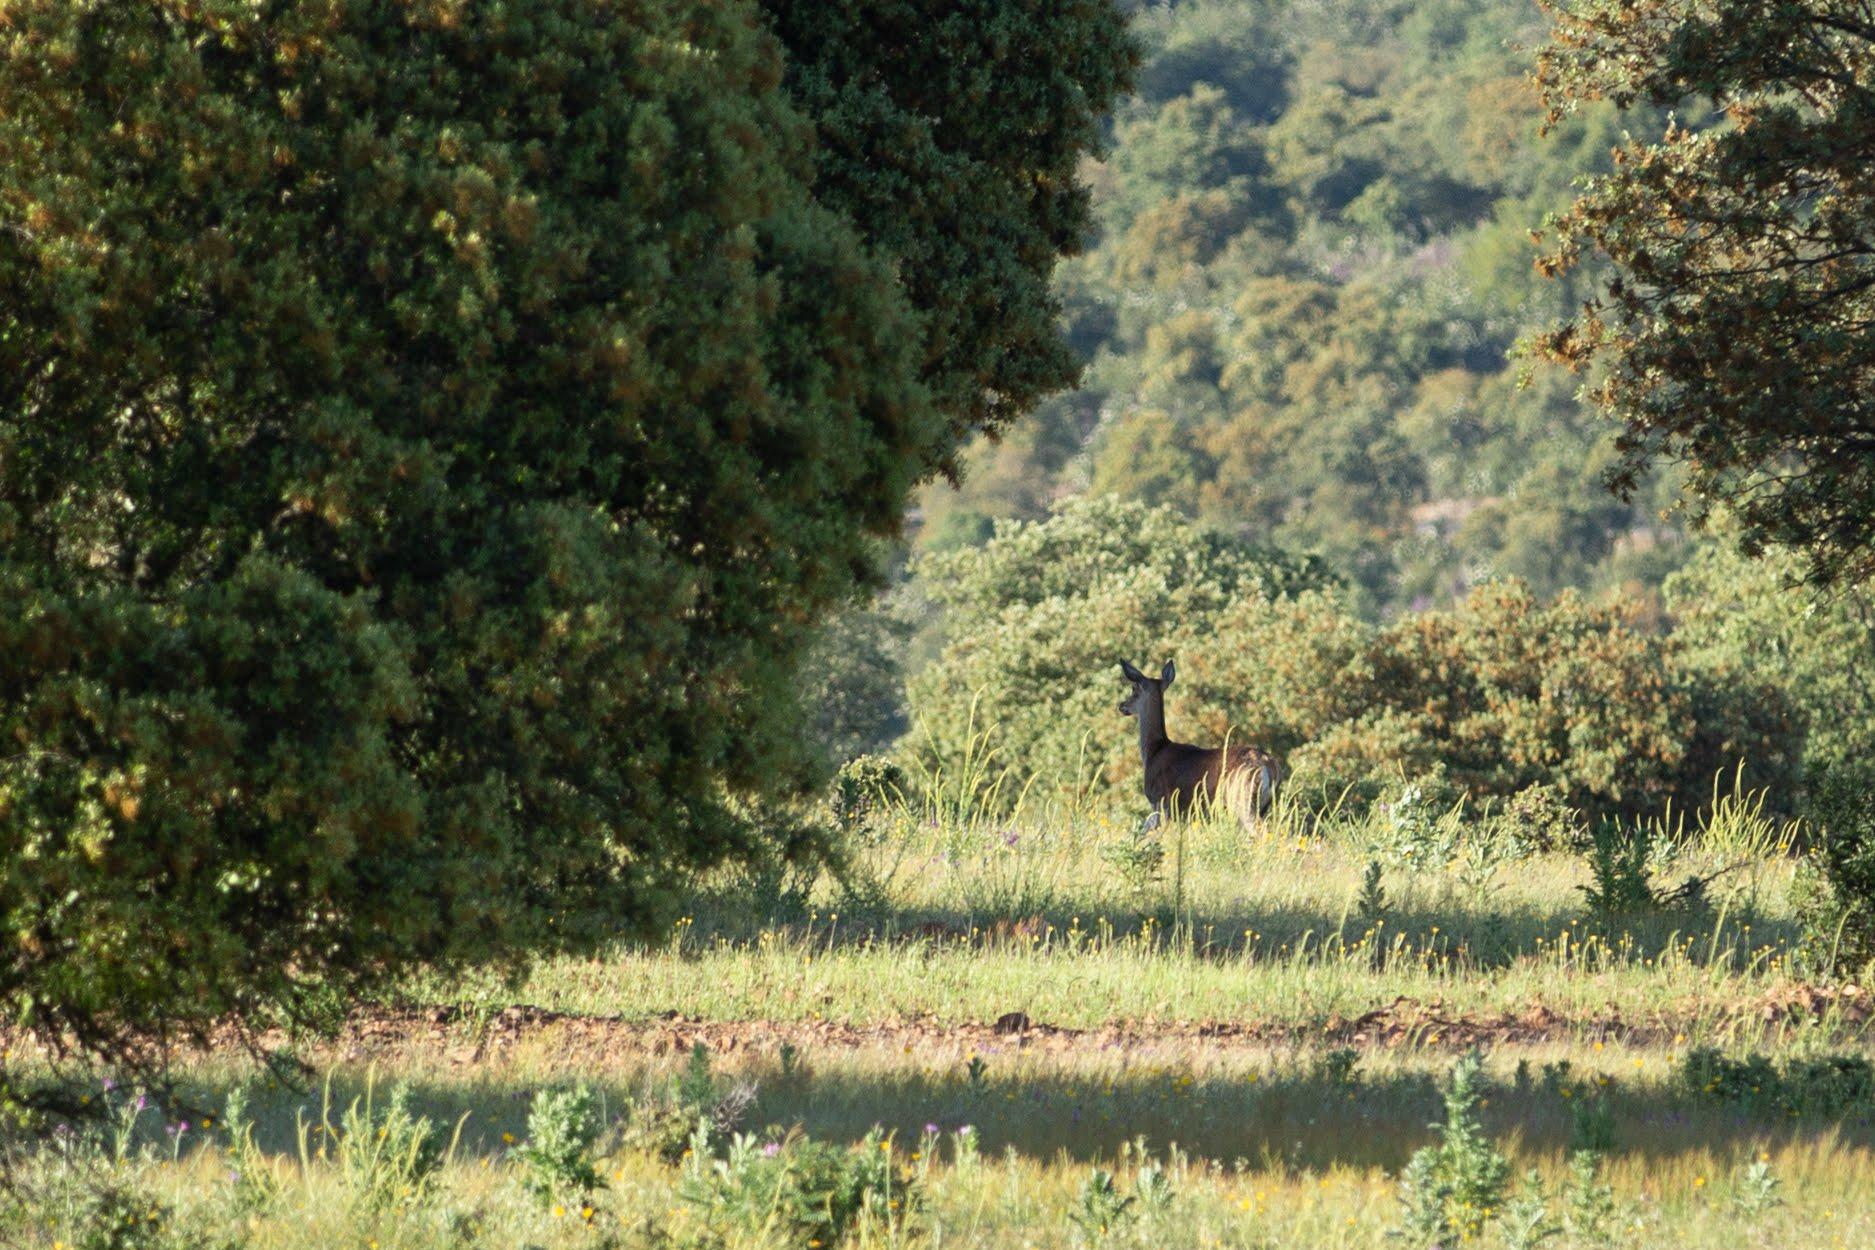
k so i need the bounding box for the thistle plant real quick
[1392,1051,1510,1245]
[1068,1168,1136,1244]
[514,1085,607,1202]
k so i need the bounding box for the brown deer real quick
[1118,659,1281,830]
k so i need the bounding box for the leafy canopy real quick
[1535,0,1875,585]
[926,0,1689,615]
[0,0,1131,1063]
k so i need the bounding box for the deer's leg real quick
[1142,799,1164,834]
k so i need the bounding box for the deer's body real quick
[1120,659,1280,829]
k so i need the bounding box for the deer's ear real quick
[1119,660,1146,683]
[1160,660,1176,687]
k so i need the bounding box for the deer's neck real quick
[1137,693,1170,767]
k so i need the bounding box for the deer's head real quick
[1117,659,1175,716]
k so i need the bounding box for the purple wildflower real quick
[762,1142,781,1157]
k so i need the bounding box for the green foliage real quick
[1733,1158,1783,1217]
[1793,766,1875,976]
[0,0,1131,1075]
[1100,829,1167,902]
[678,1044,717,1115]
[331,1083,453,1213]
[1578,821,1667,918]
[1312,1048,1362,1087]
[1678,1048,1875,1117]
[1666,542,1875,783]
[802,602,915,766]
[905,496,1334,803]
[622,1043,755,1164]
[928,0,1684,613]
[1494,783,1583,853]
[220,1086,280,1215]
[31,1176,211,1250]
[909,503,1797,815]
[1499,1170,1561,1250]
[829,755,909,842]
[1068,1168,1136,1244]
[680,1122,915,1248]
[1392,1051,1511,1246]
[1355,861,1391,938]
[763,0,1138,444]
[1535,0,1875,587]
[514,1086,607,1202]
[1561,1150,1617,1248]
[1367,781,1464,873]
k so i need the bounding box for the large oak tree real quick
[1535,0,1875,584]
[0,0,1131,1069]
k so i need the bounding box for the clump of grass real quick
[317,1077,461,1213]
[1678,1047,1875,1116]
[620,1043,756,1163]
[679,1121,916,1247]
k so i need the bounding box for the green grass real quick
[513,788,1836,1042]
[7,785,1874,1248]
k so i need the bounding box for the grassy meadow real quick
[9,779,1875,1249]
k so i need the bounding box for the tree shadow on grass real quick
[661,889,1801,974]
[112,1049,1875,1176]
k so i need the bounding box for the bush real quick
[0,0,1132,1082]
[1392,1051,1511,1246]
[829,756,910,841]
[905,496,1336,803]
[1327,582,1797,818]
[1666,542,1875,787]
[1792,766,1875,976]
[907,502,1797,817]
[26,1175,214,1250]
[514,1086,607,1202]
[680,1123,916,1248]
[1493,782,1584,852]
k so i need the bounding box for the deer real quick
[1117,659,1281,832]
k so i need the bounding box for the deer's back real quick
[1146,741,1281,816]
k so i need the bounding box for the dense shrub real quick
[904,497,1336,799]
[515,1086,607,1202]
[0,1,1132,1079]
[1307,581,1799,815]
[907,503,1798,816]
[680,1124,916,1246]
[1666,542,1875,785]
[1791,766,1875,977]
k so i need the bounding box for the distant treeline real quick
[919,0,1692,616]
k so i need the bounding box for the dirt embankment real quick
[303,983,1872,1067]
[8,985,1865,1073]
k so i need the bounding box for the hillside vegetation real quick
[919,0,1689,614]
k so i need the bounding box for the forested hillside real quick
[917,0,1689,615]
